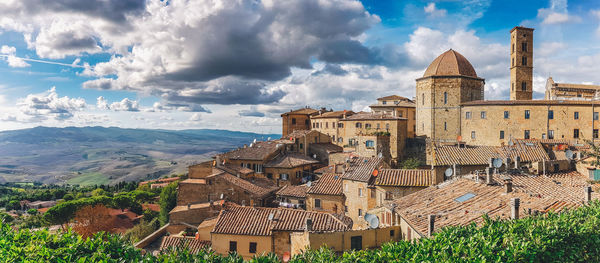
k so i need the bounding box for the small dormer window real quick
[382,101,387,105]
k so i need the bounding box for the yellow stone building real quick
[545,77,600,100]
[369,95,416,138]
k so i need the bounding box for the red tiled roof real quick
[276,184,309,198]
[212,206,350,236]
[307,173,343,196]
[286,129,313,139]
[422,49,479,79]
[309,143,343,153]
[159,236,211,253]
[314,165,335,174]
[265,153,319,168]
[311,111,355,119]
[392,172,595,236]
[281,108,319,116]
[221,141,282,161]
[142,203,160,212]
[377,95,411,101]
[432,140,549,166]
[342,156,385,182]
[219,172,279,197]
[374,169,432,187]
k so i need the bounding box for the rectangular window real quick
[548,110,554,119]
[444,122,447,131]
[466,112,472,119]
[314,199,321,208]
[358,209,362,217]
[249,242,257,254]
[524,110,530,119]
[595,112,599,120]
[444,92,448,104]
[522,42,527,52]
[595,129,599,139]
[524,130,530,139]
[296,171,302,178]
[471,131,476,139]
[365,140,374,148]
[280,174,289,180]
[299,143,303,149]
[365,123,371,129]
[382,101,387,105]
[574,129,580,139]
[504,111,509,119]
[358,188,363,197]
[574,112,579,120]
[267,173,273,179]
[500,130,505,139]
[291,118,296,125]
[521,81,526,91]
[229,241,237,252]
[480,111,486,119]
[522,56,527,66]
[325,122,328,128]
[548,130,554,139]
[390,230,395,237]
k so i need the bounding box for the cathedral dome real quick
[422,49,478,78]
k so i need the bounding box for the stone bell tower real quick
[510,26,534,100]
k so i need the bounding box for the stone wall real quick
[461,103,599,146]
[343,179,370,229]
[211,233,272,260]
[283,114,312,137]
[188,161,214,179]
[305,193,344,214]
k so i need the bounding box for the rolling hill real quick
[0,126,279,185]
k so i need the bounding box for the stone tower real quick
[416,49,485,142]
[510,26,534,100]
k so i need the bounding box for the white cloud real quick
[424,3,447,18]
[189,113,202,121]
[17,87,86,121]
[0,45,30,68]
[96,96,109,110]
[538,0,580,25]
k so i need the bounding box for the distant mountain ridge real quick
[0,126,280,185]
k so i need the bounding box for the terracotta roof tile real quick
[374,169,432,187]
[314,165,336,174]
[221,141,282,161]
[308,173,343,196]
[276,184,309,198]
[159,236,211,253]
[212,206,350,235]
[281,108,319,116]
[422,49,479,79]
[265,153,319,168]
[392,172,594,236]
[377,95,411,101]
[311,111,355,119]
[432,141,549,166]
[341,112,405,121]
[342,157,385,182]
[309,143,343,153]
[219,173,279,197]
[286,129,313,139]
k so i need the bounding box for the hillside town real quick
[120,26,600,259]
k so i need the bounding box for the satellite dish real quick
[313,154,317,159]
[282,252,291,263]
[267,137,271,141]
[268,213,274,221]
[364,214,379,229]
[372,169,379,177]
[508,140,514,146]
[565,150,574,160]
[378,152,383,158]
[219,193,224,199]
[306,181,312,187]
[492,158,503,168]
[253,138,257,143]
[249,143,254,148]
[444,168,453,178]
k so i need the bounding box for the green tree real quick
[158,182,178,225]
[5,200,20,211]
[112,194,133,211]
[400,157,422,169]
[27,208,38,215]
[62,193,74,201]
[585,140,600,167]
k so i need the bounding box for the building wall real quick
[289,226,402,255]
[176,181,209,205]
[343,179,370,229]
[169,205,221,227]
[178,174,273,207]
[340,118,407,162]
[311,117,344,145]
[461,104,599,146]
[375,185,427,203]
[264,165,313,186]
[283,114,312,137]
[188,161,214,179]
[510,27,533,101]
[305,193,345,214]
[416,77,484,142]
[224,159,266,177]
[211,233,272,260]
[370,106,417,138]
[399,216,423,241]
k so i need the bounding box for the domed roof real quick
[422,49,478,78]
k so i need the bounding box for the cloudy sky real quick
[1,0,599,134]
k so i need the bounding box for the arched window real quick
[356,123,362,128]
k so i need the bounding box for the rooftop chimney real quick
[504,177,513,193]
[510,198,520,220]
[486,167,494,185]
[215,155,222,167]
[585,186,592,204]
[514,156,521,169]
[427,215,435,237]
[187,203,191,210]
[306,218,313,232]
[243,144,248,148]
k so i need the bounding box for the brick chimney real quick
[514,156,520,169]
[486,167,494,185]
[427,215,435,237]
[585,186,592,204]
[504,177,513,193]
[510,198,520,220]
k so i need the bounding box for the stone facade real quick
[340,116,407,163]
[510,27,534,101]
[545,77,600,100]
[416,76,484,142]
[342,179,371,229]
[305,193,345,214]
[188,161,214,179]
[281,108,320,137]
[461,101,600,146]
[264,165,314,186]
[211,233,272,260]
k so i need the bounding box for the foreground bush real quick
[2,201,600,262]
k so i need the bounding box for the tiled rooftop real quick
[159,236,211,253]
[276,184,309,198]
[432,140,549,166]
[218,172,279,198]
[212,206,351,236]
[311,110,354,119]
[307,173,343,196]
[264,152,319,168]
[374,169,432,187]
[422,49,479,79]
[341,112,405,121]
[220,141,282,161]
[391,171,595,236]
[281,108,319,116]
[342,156,385,182]
[309,143,343,153]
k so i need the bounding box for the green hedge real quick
[3,201,600,262]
